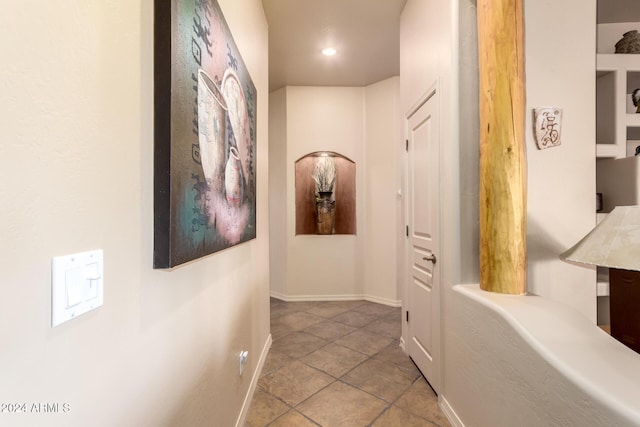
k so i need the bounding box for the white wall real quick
[0,1,270,426]
[400,0,458,377]
[524,0,597,320]
[401,0,600,425]
[283,86,366,299]
[269,88,288,296]
[364,77,402,302]
[269,81,400,304]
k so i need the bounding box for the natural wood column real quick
[477,0,527,294]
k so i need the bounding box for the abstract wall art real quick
[154,0,257,268]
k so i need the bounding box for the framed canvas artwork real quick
[154,0,257,268]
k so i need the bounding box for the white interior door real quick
[406,89,441,393]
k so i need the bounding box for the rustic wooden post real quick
[477,0,527,294]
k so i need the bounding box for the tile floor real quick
[245,298,451,427]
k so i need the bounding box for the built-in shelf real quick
[596,53,640,159]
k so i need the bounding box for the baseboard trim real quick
[440,395,464,427]
[235,333,272,427]
[270,291,401,308]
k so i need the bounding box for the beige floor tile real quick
[363,316,402,339]
[302,320,357,341]
[301,343,369,378]
[374,343,421,377]
[334,329,394,356]
[270,302,301,319]
[245,389,290,427]
[372,406,439,427]
[395,378,451,427]
[271,332,328,358]
[258,361,334,406]
[261,349,295,377]
[342,358,416,402]
[272,311,325,331]
[270,322,296,341]
[297,381,388,427]
[269,410,320,427]
[305,303,352,318]
[352,301,397,316]
[332,310,379,328]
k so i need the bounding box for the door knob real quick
[423,254,437,264]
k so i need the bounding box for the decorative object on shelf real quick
[615,30,640,54]
[633,88,640,113]
[560,206,640,354]
[154,0,257,268]
[294,152,356,235]
[533,107,563,150]
[635,145,640,156]
[312,156,336,235]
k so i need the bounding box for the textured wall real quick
[0,0,270,426]
[447,286,640,427]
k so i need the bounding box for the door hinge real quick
[406,311,409,322]
[405,139,409,151]
[406,225,409,237]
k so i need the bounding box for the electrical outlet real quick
[239,351,248,376]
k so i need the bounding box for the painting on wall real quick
[154,0,257,268]
[295,152,356,235]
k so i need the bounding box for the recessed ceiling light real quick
[322,48,337,56]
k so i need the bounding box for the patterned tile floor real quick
[245,299,452,427]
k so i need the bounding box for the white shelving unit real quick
[595,53,640,323]
[596,53,640,159]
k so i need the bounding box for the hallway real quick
[246,299,451,426]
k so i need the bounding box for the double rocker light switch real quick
[51,249,104,327]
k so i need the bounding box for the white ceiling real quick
[262,0,638,92]
[262,0,408,92]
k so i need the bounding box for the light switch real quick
[52,250,104,327]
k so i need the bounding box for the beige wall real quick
[0,0,270,426]
[364,78,402,302]
[413,0,598,424]
[524,0,597,320]
[269,88,288,296]
[269,82,400,304]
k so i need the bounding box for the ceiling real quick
[262,0,638,92]
[262,0,408,92]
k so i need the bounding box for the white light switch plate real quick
[51,249,104,327]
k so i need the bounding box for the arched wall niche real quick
[295,151,356,235]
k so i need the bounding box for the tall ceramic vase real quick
[197,69,227,188]
[225,146,244,207]
[316,191,335,235]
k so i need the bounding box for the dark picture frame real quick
[154,0,257,268]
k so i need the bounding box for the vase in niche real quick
[316,191,335,235]
[225,146,243,207]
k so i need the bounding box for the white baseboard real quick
[270,291,401,308]
[235,333,272,427]
[440,395,464,427]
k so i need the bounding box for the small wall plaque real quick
[534,107,563,150]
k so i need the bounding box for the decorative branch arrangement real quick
[312,156,336,195]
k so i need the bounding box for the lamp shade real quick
[560,205,640,270]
